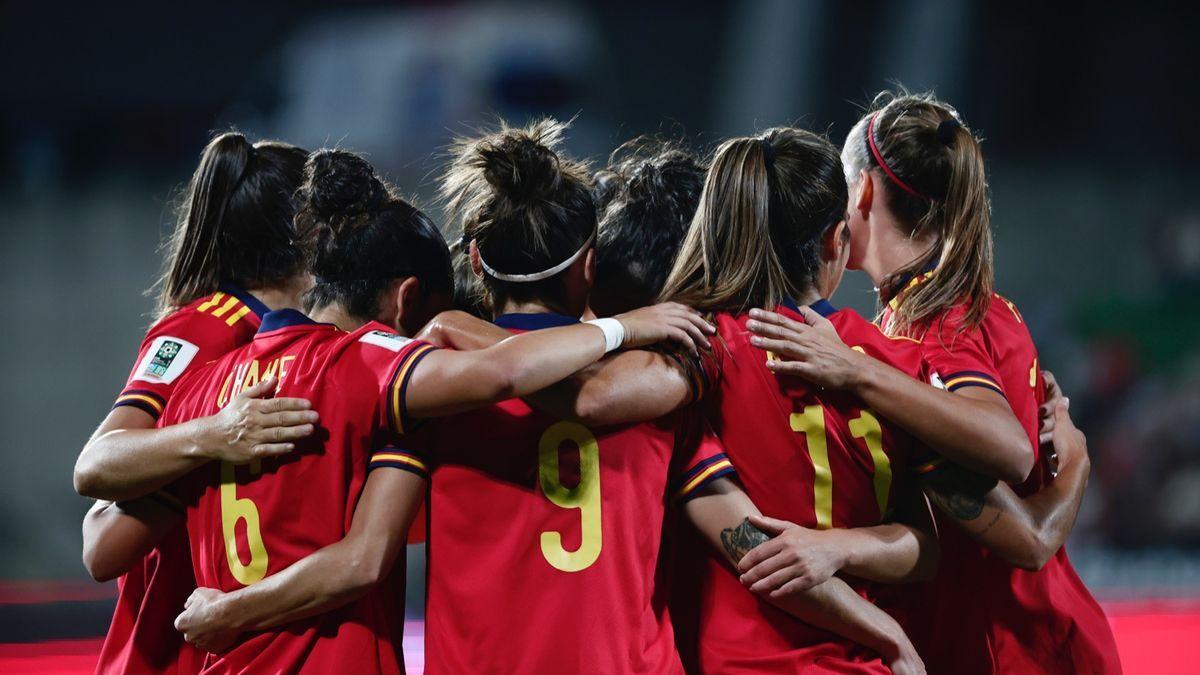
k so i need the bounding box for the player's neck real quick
[866,216,936,286]
[246,285,306,314]
[310,303,368,333]
[495,298,582,320]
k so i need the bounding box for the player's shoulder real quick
[332,322,437,369]
[149,289,264,347]
[830,307,925,375]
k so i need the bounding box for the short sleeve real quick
[669,415,737,503]
[358,329,439,436]
[113,304,250,420]
[920,309,1005,398]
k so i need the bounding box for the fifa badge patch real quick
[147,340,183,377]
[360,330,414,352]
[136,336,200,384]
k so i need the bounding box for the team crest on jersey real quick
[360,330,413,352]
[136,336,199,384]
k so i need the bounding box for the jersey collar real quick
[493,312,580,331]
[219,282,271,319]
[781,297,838,318]
[257,308,326,334]
[883,261,938,309]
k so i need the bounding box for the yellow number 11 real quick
[790,405,892,529]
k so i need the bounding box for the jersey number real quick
[789,406,892,528]
[220,461,269,585]
[538,422,602,572]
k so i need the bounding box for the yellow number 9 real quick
[220,461,269,585]
[538,422,602,572]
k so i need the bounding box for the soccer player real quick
[748,92,1120,674]
[154,148,710,673]
[73,132,320,675]
[653,126,1033,673]
[412,125,931,674]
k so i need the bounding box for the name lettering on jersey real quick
[360,330,414,352]
[216,354,297,407]
[136,336,199,384]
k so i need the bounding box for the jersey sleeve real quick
[353,329,440,436]
[368,445,431,480]
[669,414,737,503]
[920,308,1005,398]
[113,298,253,420]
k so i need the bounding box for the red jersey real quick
[674,299,935,674]
[423,312,736,675]
[162,309,436,675]
[98,285,267,675]
[882,276,1121,674]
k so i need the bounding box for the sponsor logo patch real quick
[136,336,200,384]
[359,330,414,352]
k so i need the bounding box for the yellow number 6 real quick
[220,461,269,585]
[538,422,602,572]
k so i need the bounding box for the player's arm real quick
[682,479,924,673]
[174,459,425,654]
[745,308,1033,483]
[81,497,183,582]
[736,486,939,594]
[417,310,697,426]
[404,303,712,419]
[922,400,1090,571]
[74,377,318,502]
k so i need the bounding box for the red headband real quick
[867,112,930,201]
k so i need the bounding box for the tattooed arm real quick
[682,479,924,673]
[922,401,1090,571]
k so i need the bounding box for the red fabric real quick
[884,292,1122,674]
[674,304,931,674]
[422,317,732,675]
[162,318,434,675]
[98,291,262,675]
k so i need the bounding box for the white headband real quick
[477,231,595,283]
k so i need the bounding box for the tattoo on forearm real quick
[929,487,985,521]
[975,509,1003,535]
[721,518,769,562]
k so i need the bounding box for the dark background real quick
[2,0,1198,604]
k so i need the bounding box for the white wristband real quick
[586,318,625,354]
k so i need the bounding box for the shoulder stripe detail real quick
[388,343,438,435]
[674,454,736,501]
[224,305,252,326]
[195,292,226,313]
[209,296,241,318]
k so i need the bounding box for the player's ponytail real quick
[660,127,846,313]
[844,90,993,334]
[157,131,308,316]
[594,138,706,311]
[441,118,595,312]
[297,149,452,320]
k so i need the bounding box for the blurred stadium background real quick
[1,1,1197,672]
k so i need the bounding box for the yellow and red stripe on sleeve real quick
[942,370,1005,397]
[659,349,711,404]
[672,454,736,502]
[112,388,167,419]
[369,447,430,480]
[386,343,438,435]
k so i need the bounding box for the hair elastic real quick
[477,231,595,282]
[759,137,776,170]
[867,112,930,201]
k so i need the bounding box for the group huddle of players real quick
[72,90,1123,674]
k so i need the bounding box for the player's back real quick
[163,308,435,675]
[682,299,930,673]
[99,285,266,675]
[423,312,733,675]
[890,293,1120,674]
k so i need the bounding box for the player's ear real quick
[395,276,422,333]
[856,169,874,216]
[822,220,850,263]
[468,240,484,279]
